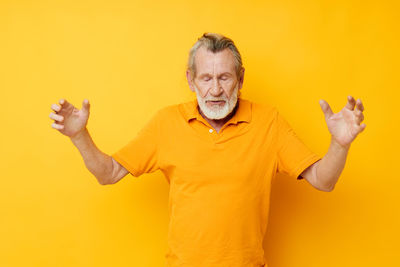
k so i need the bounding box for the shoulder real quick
[156,101,188,115]
[242,98,279,122]
[152,100,193,122]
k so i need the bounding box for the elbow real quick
[313,176,335,192]
[319,184,335,192]
[95,165,116,185]
[313,173,336,192]
[98,180,108,185]
[97,176,114,185]
[98,179,108,185]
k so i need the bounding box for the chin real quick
[201,98,237,120]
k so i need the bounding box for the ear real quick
[186,69,195,92]
[238,67,245,90]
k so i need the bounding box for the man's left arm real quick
[300,96,366,192]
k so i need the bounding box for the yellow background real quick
[1,0,399,266]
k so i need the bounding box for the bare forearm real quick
[316,137,350,190]
[70,128,113,185]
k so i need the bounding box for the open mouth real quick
[206,100,225,105]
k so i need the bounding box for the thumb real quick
[356,123,367,134]
[319,99,333,119]
[82,99,90,114]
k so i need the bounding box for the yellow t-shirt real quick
[112,97,321,267]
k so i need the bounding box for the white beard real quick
[194,83,239,120]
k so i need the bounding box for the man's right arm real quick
[70,128,129,185]
[49,98,129,185]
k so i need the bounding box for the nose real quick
[209,79,223,97]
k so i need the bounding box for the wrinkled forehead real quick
[194,46,236,76]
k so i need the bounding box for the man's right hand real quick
[49,98,90,138]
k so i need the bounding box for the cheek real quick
[195,82,210,96]
[222,80,236,93]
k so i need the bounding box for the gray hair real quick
[187,33,243,79]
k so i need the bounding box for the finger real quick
[81,99,90,114]
[51,103,61,113]
[345,95,356,110]
[59,98,72,109]
[49,112,64,122]
[319,99,333,119]
[354,109,364,124]
[355,123,366,134]
[51,122,64,130]
[355,99,364,112]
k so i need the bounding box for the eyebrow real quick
[198,72,233,78]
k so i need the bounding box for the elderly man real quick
[49,33,366,267]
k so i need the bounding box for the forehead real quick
[194,46,236,75]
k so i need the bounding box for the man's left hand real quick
[319,95,366,149]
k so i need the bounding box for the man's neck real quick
[197,100,239,133]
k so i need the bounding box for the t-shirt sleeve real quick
[275,110,321,180]
[111,110,161,177]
